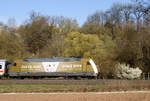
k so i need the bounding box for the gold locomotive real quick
[0,57,100,78]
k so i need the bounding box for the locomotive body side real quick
[8,58,99,77]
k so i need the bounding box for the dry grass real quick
[0,83,149,93]
[0,80,149,93]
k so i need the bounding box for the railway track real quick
[0,79,150,85]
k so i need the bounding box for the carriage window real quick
[0,65,2,69]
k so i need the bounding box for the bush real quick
[116,63,142,79]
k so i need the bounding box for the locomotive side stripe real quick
[0,70,4,72]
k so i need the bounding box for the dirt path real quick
[0,92,150,101]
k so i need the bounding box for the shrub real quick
[116,63,142,79]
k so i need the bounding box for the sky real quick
[0,0,131,26]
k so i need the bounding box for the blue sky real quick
[0,0,131,26]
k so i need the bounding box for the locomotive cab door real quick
[5,61,11,76]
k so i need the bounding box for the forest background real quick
[0,0,150,78]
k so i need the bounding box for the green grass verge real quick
[0,84,149,93]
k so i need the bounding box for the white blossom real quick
[116,63,142,79]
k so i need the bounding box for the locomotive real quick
[0,57,100,78]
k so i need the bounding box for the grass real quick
[0,84,111,93]
[0,84,149,93]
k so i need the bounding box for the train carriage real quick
[0,60,10,76]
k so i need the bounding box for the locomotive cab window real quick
[0,65,2,69]
[13,63,16,66]
[87,62,90,66]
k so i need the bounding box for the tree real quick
[0,28,28,61]
[7,18,17,28]
[38,16,79,58]
[53,16,79,36]
[131,0,150,26]
[108,3,123,27]
[18,12,53,55]
[136,28,150,72]
[64,32,118,77]
[121,4,133,25]
[64,32,103,58]
[116,26,139,65]
[39,31,66,57]
[132,2,144,30]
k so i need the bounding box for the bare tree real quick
[121,4,133,24]
[108,3,123,27]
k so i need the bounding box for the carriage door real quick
[0,61,5,76]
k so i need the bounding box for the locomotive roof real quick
[23,57,81,62]
[0,59,9,62]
